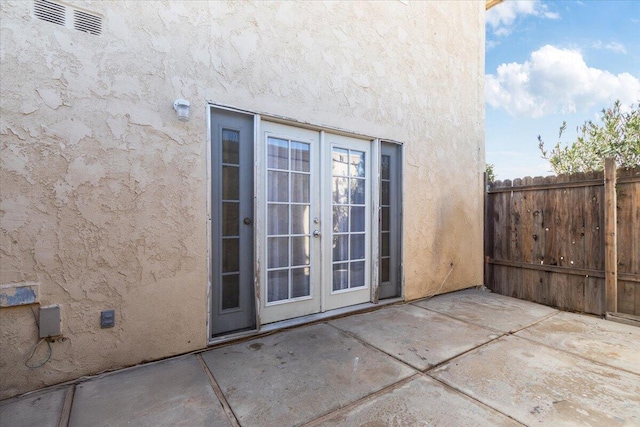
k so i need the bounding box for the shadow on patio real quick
[2,288,639,426]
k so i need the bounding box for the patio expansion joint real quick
[422,333,506,376]
[196,354,241,427]
[420,335,532,427]
[425,374,528,426]
[408,302,505,335]
[325,321,422,373]
[308,325,525,427]
[410,300,561,336]
[505,310,561,334]
[300,373,422,427]
[511,332,640,378]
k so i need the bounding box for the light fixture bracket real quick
[173,99,190,122]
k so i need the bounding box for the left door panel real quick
[210,108,255,337]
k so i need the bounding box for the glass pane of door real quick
[379,142,402,299]
[266,136,312,303]
[221,130,241,310]
[331,148,367,291]
[324,134,372,311]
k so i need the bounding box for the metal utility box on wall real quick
[39,305,61,338]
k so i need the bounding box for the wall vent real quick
[73,9,102,36]
[33,0,102,36]
[34,0,66,26]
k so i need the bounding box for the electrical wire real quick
[24,306,54,368]
[423,262,455,300]
[24,337,53,369]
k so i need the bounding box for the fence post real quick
[604,157,617,314]
[484,172,489,287]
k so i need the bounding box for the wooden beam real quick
[604,157,618,313]
[487,258,605,278]
[487,258,640,284]
[488,179,604,193]
[486,0,505,11]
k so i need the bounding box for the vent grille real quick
[33,0,102,36]
[34,0,65,26]
[73,9,102,36]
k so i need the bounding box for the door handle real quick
[313,230,321,238]
[243,217,252,225]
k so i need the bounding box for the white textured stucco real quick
[0,0,485,398]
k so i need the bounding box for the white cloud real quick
[605,42,626,54]
[486,45,640,118]
[486,39,502,51]
[592,40,627,54]
[486,0,559,36]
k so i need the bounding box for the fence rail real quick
[485,161,640,317]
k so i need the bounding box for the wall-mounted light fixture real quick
[173,99,190,122]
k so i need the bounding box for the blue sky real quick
[485,0,640,180]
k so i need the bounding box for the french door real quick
[322,134,372,311]
[209,109,401,336]
[260,122,372,324]
[260,122,322,324]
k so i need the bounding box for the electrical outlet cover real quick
[101,310,115,328]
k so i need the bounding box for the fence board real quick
[521,269,536,302]
[616,166,640,315]
[604,158,618,313]
[617,179,639,275]
[617,281,635,315]
[486,165,639,316]
[584,183,603,271]
[584,276,604,315]
[569,182,586,269]
[509,179,524,264]
[520,177,534,264]
[531,177,546,266]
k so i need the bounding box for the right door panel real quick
[323,133,372,311]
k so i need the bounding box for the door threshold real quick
[208,327,260,346]
[259,298,403,334]
[207,297,403,346]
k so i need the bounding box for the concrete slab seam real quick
[506,310,561,334]
[300,374,422,427]
[57,385,75,427]
[511,333,640,378]
[408,303,508,334]
[421,334,506,375]
[196,353,241,427]
[422,335,532,426]
[426,335,640,426]
[325,322,422,372]
[425,374,527,426]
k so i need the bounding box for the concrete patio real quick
[2,288,639,427]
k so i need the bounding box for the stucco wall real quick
[0,0,485,398]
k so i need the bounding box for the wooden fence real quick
[485,160,640,317]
